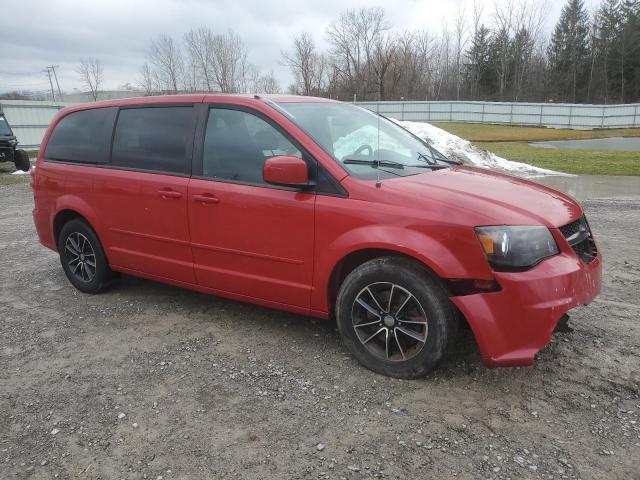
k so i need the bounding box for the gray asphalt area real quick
[1,182,639,480]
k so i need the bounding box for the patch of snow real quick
[394,120,569,177]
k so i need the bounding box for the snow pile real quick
[395,120,566,176]
[11,164,33,175]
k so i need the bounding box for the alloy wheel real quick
[351,282,428,362]
[65,232,97,283]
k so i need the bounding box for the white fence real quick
[0,100,74,149]
[3,99,640,149]
[357,101,640,129]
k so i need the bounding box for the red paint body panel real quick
[32,94,602,369]
[453,251,602,367]
[188,178,315,307]
[91,167,195,283]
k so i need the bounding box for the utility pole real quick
[44,67,56,101]
[49,65,63,100]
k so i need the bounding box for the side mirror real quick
[263,155,309,187]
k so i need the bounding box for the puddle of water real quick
[530,137,640,152]
[529,174,640,201]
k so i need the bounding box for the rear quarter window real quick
[44,108,117,164]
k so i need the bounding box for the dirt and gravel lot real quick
[1,182,639,480]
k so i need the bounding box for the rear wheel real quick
[57,219,114,293]
[14,149,30,172]
[336,257,457,378]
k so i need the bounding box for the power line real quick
[48,65,64,101]
[44,67,56,101]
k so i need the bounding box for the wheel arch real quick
[51,196,107,257]
[53,209,85,248]
[326,248,445,320]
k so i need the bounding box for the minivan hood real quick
[379,166,581,227]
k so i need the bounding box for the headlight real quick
[9,139,17,145]
[475,226,559,271]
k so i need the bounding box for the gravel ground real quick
[1,183,639,480]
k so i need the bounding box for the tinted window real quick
[112,107,194,174]
[202,108,301,184]
[0,116,12,135]
[45,108,116,163]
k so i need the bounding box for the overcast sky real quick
[0,0,584,96]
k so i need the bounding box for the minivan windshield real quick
[0,116,12,136]
[274,102,451,179]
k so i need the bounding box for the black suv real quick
[0,114,30,171]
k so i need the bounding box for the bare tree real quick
[371,33,397,100]
[210,30,254,93]
[254,70,282,94]
[326,7,390,100]
[184,27,215,91]
[281,33,323,95]
[77,57,103,101]
[148,34,184,93]
[138,62,155,95]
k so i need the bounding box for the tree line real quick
[4,0,638,104]
[282,0,640,104]
[137,0,640,104]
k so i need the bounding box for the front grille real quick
[559,216,598,263]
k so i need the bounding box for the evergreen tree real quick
[511,28,536,101]
[619,0,640,101]
[548,0,590,102]
[595,0,621,102]
[489,26,511,100]
[465,25,493,99]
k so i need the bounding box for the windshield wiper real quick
[405,164,449,170]
[343,158,449,171]
[375,112,463,165]
[343,158,405,169]
[417,150,461,166]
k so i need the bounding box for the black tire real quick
[57,218,114,293]
[336,256,457,379]
[14,149,30,172]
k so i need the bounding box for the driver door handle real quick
[158,188,182,199]
[192,193,220,205]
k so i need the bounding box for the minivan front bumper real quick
[451,251,602,367]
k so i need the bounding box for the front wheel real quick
[336,257,457,379]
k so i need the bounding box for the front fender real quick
[310,224,493,314]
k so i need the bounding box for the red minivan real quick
[31,94,601,378]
